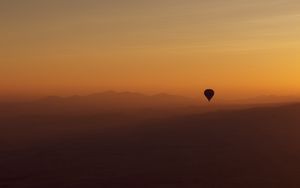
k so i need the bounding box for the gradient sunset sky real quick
[1,0,300,100]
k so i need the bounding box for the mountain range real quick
[1,91,300,187]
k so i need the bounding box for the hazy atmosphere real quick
[1,0,300,100]
[1,1,300,188]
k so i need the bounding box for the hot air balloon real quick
[204,89,215,102]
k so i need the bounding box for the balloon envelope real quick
[204,89,215,101]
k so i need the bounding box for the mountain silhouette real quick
[39,91,198,110]
[3,91,293,118]
[0,91,202,118]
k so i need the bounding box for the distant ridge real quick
[2,91,300,117]
[233,95,300,104]
[2,96,300,187]
[0,91,199,116]
[40,91,197,106]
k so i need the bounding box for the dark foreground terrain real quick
[1,93,300,187]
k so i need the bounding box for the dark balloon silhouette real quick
[204,89,215,102]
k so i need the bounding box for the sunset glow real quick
[1,0,300,100]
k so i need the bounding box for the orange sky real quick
[1,0,300,100]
